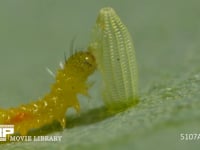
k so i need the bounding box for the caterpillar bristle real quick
[70,37,77,56]
[64,51,67,63]
[46,67,55,77]
[59,61,64,69]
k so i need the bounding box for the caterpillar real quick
[88,7,138,111]
[0,50,96,135]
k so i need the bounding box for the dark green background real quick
[0,0,200,149]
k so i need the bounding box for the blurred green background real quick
[0,0,200,149]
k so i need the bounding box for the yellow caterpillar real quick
[0,51,96,135]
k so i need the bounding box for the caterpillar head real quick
[66,51,96,77]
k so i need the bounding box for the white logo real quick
[0,125,14,141]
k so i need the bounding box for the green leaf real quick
[0,0,199,149]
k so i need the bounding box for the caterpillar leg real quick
[79,82,94,98]
[15,126,28,136]
[73,102,80,113]
[58,117,66,129]
[67,96,80,113]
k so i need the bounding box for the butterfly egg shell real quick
[89,7,138,111]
